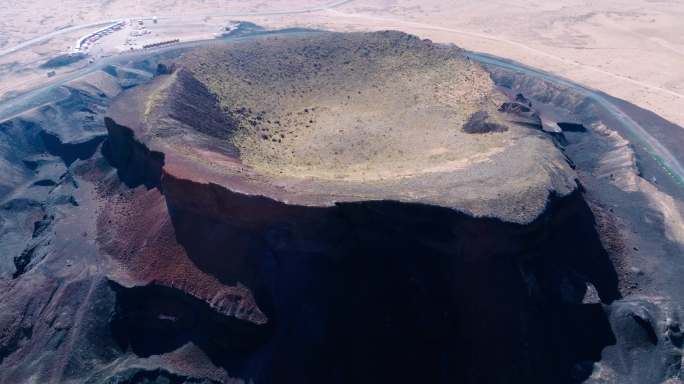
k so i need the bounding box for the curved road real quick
[0,21,120,58]
[0,33,296,122]
[324,9,684,103]
[468,52,684,187]
[0,0,354,59]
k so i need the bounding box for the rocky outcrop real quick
[558,122,587,132]
[462,110,509,133]
[102,117,164,188]
[109,281,269,358]
[498,101,543,129]
[12,214,54,278]
[39,130,106,166]
[95,177,266,327]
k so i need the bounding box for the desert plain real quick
[1,0,683,130]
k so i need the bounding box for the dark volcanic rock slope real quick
[486,64,684,384]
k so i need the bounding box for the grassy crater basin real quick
[108,31,576,223]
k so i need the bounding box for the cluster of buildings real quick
[126,23,151,43]
[123,18,165,50]
[73,20,126,53]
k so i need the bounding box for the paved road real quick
[0,0,354,59]
[469,52,684,187]
[0,21,118,58]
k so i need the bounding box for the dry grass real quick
[182,32,512,182]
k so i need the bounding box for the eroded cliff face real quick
[102,116,164,189]
[485,63,684,384]
[100,111,620,383]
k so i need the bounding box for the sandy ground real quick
[311,0,684,129]
[0,0,327,48]
[1,0,683,129]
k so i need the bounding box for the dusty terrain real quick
[1,0,683,131]
[317,0,684,129]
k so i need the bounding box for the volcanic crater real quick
[0,29,647,384]
[1,18,683,382]
[107,31,575,223]
[94,32,623,383]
